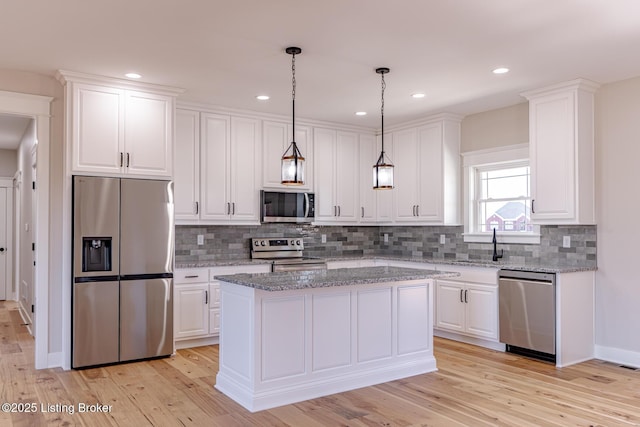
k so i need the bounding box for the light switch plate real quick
[384,233,389,243]
[563,235,571,248]
[440,234,446,244]
[321,234,327,243]
[197,234,204,245]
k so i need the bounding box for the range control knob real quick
[254,240,259,246]
[296,240,302,246]
[289,239,296,246]
[260,240,266,246]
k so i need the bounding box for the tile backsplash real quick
[175,224,596,267]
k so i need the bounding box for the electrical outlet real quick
[563,236,571,248]
[197,234,204,245]
[321,234,327,243]
[440,234,446,244]
[384,233,389,243]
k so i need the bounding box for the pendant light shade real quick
[281,46,305,185]
[373,67,394,190]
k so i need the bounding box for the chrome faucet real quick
[492,228,503,262]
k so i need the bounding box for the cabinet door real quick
[200,113,231,220]
[416,123,443,221]
[72,83,124,174]
[529,92,576,222]
[174,109,200,221]
[359,134,377,222]
[393,128,419,221]
[174,284,209,339]
[313,128,337,221]
[335,131,359,222]
[209,308,220,335]
[435,280,465,332]
[230,116,261,222]
[465,283,499,339]
[124,90,173,176]
[262,121,313,190]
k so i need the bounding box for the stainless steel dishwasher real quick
[499,270,556,363]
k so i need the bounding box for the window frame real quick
[462,144,540,244]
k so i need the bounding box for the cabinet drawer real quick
[175,268,209,284]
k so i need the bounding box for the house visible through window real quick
[474,163,532,233]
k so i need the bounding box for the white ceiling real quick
[2,0,640,129]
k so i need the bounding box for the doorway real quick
[0,90,52,369]
[0,181,14,302]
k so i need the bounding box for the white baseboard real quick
[216,357,437,413]
[47,352,64,369]
[595,345,640,369]
[175,335,219,350]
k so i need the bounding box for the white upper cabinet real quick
[174,109,200,221]
[58,71,179,178]
[200,114,261,223]
[523,79,599,224]
[313,128,359,223]
[262,120,313,190]
[358,133,377,223]
[392,115,461,224]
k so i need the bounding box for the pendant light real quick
[373,67,394,189]
[281,46,305,185]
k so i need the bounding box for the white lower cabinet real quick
[433,265,501,349]
[174,264,270,349]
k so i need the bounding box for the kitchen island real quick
[213,266,458,412]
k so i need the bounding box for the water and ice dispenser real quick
[82,237,112,272]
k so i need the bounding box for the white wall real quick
[460,102,529,153]
[594,75,640,362]
[0,149,17,176]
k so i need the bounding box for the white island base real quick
[215,276,436,412]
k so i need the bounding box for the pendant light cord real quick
[380,72,386,155]
[291,52,296,136]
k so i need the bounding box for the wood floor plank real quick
[4,299,640,426]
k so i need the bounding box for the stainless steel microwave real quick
[260,190,315,223]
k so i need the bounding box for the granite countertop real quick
[214,266,459,291]
[177,255,596,274]
[322,255,597,274]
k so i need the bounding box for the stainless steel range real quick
[251,237,327,272]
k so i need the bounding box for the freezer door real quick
[120,179,174,275]
[72,281,119,368]
[120,278,173,361]
[73,176,120,278]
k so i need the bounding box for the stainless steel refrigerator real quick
[72,176,174,368]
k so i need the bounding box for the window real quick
[462,145,539,244]
[474,163,532,233]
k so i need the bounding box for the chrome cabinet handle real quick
[460,289,464,303]
[232,202,235,214]
[226,202,230,215]
[195,201,199,215]
[361,207,364,218]
[416,205,419,216]
[464,289,468,303]
[205,290,208,305]
[126,152,130,168]
[531,199,535,214]
[337,206,341,217]
[119,152,124,168]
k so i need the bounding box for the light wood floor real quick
[1,300,640,427]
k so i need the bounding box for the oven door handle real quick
[303,193,310,218]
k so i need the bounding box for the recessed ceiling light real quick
[256,95,270,101]
[355,111,367,116]
[411,93,426,99]
[493,67,509,74]
[125,72,141,79]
